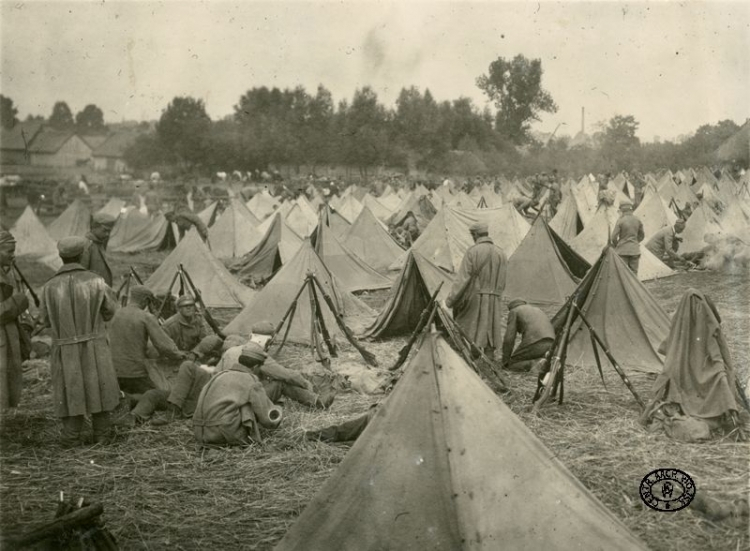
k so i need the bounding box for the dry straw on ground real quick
[1,252,748,550]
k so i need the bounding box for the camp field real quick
[1,250,748,551]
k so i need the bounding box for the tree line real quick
[1,54,743,178]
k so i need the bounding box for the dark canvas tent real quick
[231,213,303,285]
[274,333,647,551]
[146,231,254,309]
[313,213,392,292]
[107,208,174,253]
[47,199,91,238]
[342,206,404,273]
[208,198,263,259]
[552,248,670,375]
[224,240,375,343]
[506,216,590,307]
[364,251,453,339]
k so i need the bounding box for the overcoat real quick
[0,268,28,410]
[446,236,507,350]
[40,264,120,417]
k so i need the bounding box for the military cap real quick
[619,200,634,211]
[469,221,489,233]
[176,295,196,307]
[508,298,528,310]
[130,285,154,302]
[674,219,686,229]
[252,321,276,336]
[239,342,267,366]
[92,212,117,227]
[57,236,87,259]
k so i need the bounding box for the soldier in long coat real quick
[0,231,29,411]
[39,237,121,445]
[445,221,507,355]
[80,212,117,287]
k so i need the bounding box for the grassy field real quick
[1,249,748,550]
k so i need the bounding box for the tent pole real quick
[307,275,330,368]
[179,264,225,338]
[309,276,338,359]
[266,278,310,351]
[573,304,645,410]
[389,283,443,372]
[155,270,180,321]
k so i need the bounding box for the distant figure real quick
[445,221,507,357]
[501,299,556,372]
[645,220,686,269]
[611,200,644,274]
[162,295,212,356]
[38,237,120,446]
[77,175,90,195]
[81,212,117,287]
[165,207,209,243]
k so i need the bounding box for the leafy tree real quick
[476,54,557,144]
[157,96,212,168]
[1,95,18,129]
[339,87,391,179]
[75,104,106,133]
[25,114,45,123]
[600,115,640,170]
[123,133,170,171]
[49,101,75,129]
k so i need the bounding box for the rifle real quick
[389,283,442,372]
[12,262,40,307]
[179,264,225,338]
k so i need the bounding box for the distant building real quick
[1,122,93,167]
[0,121,43,165]
[92,130,142,172]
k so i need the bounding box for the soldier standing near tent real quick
[646,220,686,269]
[80,212,116,287]
[38,237,121,445]
[445,221,507,358]
[109,285,187,396]
[611,200,645,274]
[0,231,29,412]
[501,299,555,372]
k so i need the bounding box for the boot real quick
[59,416,84,448]
[151,403,181,426]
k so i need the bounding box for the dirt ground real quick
[1,249,748,550]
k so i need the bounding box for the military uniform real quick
[611,207,644,274]
[80,231,113,286]
[646,225,681,267]
[501,303,555,372]
[163,312,211,353]
[446,228,507,352]
[171,208,209,242]
[39,238,121,444]
[109,304,184,394]
[0,264,29,410]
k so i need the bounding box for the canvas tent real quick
[552,248,670,375]
[208,198,263,259]
[231,212,303,285]
[245,189,280,220]
[361,193,395,222]
[96,197,126,219]
[364,251,453,339]
[506,217,590,308]
[342,206,404,273]
[680,202,725,254]
[10,205,62,270]
[224,240,375,343]
[313,214,393,292]
[107,208,174,253]
[197,201,219,227]
[336,194,364,224]
[274,333,647,551]
[633,188,678,239]
[549,194,583,242]
[47,199,91,239]
[146,231,254,309]
[569,205,674,281]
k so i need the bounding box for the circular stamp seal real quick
[640,468,696,512]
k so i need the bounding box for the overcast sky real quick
[2,1,748,142]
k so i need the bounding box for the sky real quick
[2,1,749,142]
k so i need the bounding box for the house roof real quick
[81,134,109,149]
[0,121,43,151]
[93,131,141,158]
[28,128,86,154]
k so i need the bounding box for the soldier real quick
[108,285,186,396]
[645,220,687,269]
[162,295,212,359]
[445,221,507,358]
[0,231,30,412]
[38,237,120,445]
[611,200,645,274]
[501,299,555,372]
[165,206,209,243]
[80,212,117,286]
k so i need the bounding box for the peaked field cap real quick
[176,295,196,307]
[469,221,488,233]
[57,236,87,258]
[508,298,527,310]
[619,200,634,211]
[0,230,16,245]
[130,285,154,302]
[92,212,117,227]
[239,342,267,365]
